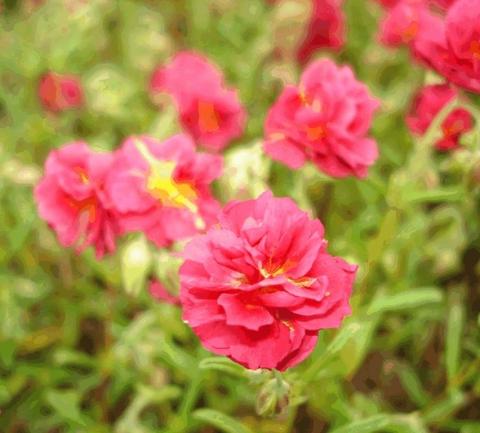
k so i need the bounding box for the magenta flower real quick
[407,84,473,151]
[375,0,400,7]
[264,59,379,178]
[105,134,223,247]
[180,191,357,371]
[34,142,119,257]
[414,0,480,94]
[150,52,246,152]
[296,0,345,64]
[379,0,434,48]
[149,280,180,305]
[38,72,84,113]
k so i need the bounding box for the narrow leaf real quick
[446,300,465,384]
[45,390,87,426]
[193,409,255,433]
[199,357,247,378]
[329,414,391,433]
[368,288,443,314]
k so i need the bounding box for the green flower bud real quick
[121,235,152,297]
[255,374,290,418]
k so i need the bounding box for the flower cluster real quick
[38,72,83,113]
[180,191,356,370]
[378,0,480,94]
[34,0,477,372]
[150,52,246,152]
[407,84,473,151]
[415,0,480,94]
[35,135,222,257]
[264,59,380,178]
[296,0,345,64]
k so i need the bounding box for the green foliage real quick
[1,0,480,432]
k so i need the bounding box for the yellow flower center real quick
[133,138,206,230]
[146,162,198,213]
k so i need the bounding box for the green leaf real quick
[193,409,255,433]
[446,300,465,385]
[326,321,363,357]
[199,357,248,378]
[423,390,466,424]
[398,364,430,407]
[0,339,16,369]
[329,414,391,433]
[406,187,465,204]
[303,316,380,381]
[45,390,87,426]
[367,288,443,314]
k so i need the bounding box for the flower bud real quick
[121,235,152,297]
[85,65,135,119]
[219,142,270,201]
[271,0,311,59]
[153,248,183,294]
[255,375,290,418]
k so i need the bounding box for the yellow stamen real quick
[147,170,198,212]
[299,84,309,105]
[133,138,203,222]
[74,167,89,184]
[282,320,294,331]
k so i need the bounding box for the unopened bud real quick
[121,235,152,297]
[255,375,290,418]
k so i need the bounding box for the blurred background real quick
[0,0,479,432]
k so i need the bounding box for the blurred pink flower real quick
[379,0,433,48]
[264,58,379,178]
[430,0,455,10]
[105,134,222,247]
[38,72,84,113]
[34,142,119,258]
[407,84,473,151]
[414,0,480,94]
[376,0,400,7]
[149,280,180,305]
[180,191,357,371]
[376,0,454,9]
[150,52,246,152]
[296,0,345,64]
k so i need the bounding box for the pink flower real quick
[149,280,180,305]
[407,84,473,151]
[34,142,119,257]
[180,191,357,371]
[375,0,454,10]
[376,0,400,8]
[38,72,84,113]
[414,0,480,94]
[379,0,434,48]
[264,59,379,178]
[430,0,455,10]
[296,0,345,64]
[150,52,246,152]
[105,134,223,247]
